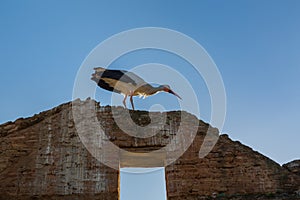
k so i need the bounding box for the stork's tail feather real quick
[93,67,106,72]
[91,67,106,82]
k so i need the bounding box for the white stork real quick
[91,67,181,110]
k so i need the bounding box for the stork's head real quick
[160,85,182,99]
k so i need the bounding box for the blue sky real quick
[120,168,167,200]
[1,1,300,199]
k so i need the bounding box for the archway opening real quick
[120,167,167,200]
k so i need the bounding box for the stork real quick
[91,67,181,110]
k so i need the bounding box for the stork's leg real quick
[122,94,127,108]
[129,95,135,110]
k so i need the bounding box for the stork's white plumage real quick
[91,67,181,110]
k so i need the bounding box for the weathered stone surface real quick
[0,99,299,200]
[166,133,300,199]
[0,101,118,200]
[284,160,300,176]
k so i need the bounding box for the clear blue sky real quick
[1,1,300,199]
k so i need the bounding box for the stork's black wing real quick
[91,68,146,94]
[100,69,138,86]
[96,79,122,93]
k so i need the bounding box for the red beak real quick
[168,89,182,100]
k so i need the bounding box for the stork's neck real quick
[134,84,165,97]
[149,85,165,94]
[141,84,164,95]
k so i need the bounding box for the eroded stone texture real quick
[284,160,300,177]
[166,133,300,199]
[0,99,299,200]
[0,101,118,200]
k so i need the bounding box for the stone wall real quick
[0,101,119,200]
[284,160,300,177]
[0,99,299,200]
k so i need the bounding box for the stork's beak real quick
[168,89,182,100]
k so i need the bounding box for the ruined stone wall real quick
[0,100,299,200]
[166,134,300,199]
[0,102,119,200]
[284,160,300,177]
